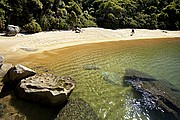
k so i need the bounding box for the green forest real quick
[0,0,180,33]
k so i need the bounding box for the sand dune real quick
[0,28,180,61]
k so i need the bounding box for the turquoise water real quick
[37,38,180,119]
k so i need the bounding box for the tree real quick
[70,11,77,26]
[0,8,5,31]
[0,0,179,31]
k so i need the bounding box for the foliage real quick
[0,8,5,31]
[0,0,179,31]
[23,20,42,33]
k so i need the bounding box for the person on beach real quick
[132,29,135,33]
[131,29,135,36]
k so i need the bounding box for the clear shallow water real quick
[26,38,180,119]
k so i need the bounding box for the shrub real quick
[0,19,5,32]
[23,20,42,33]
[40,15,50,31]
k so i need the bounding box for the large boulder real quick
[6,25,20,36]
[55,98,99,120]
[16,73,76,106]
[2,64,36,84]
[123,69,180,119]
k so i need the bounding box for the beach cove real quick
[0,28,180,119]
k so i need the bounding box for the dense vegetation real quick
[0,0,180,33]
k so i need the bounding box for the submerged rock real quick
[101,72,122,85]
[55,98,99,120]
[83,64,100,70]
[16,73,76,106]
[123,69,180,119]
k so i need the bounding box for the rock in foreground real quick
[17,73,76,106]
[56,98,99,120]
[124,69,180,119]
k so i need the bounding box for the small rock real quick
[0,64,13,81]
[16,73,76,106]
[83,64,100,70]
[0,64,13,93]
[75,27,82,33]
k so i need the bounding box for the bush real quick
[40,15,50,31]
[23,20,42,33]
[0,19,5,32]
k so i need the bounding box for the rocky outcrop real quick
[0,57,77,119]
[55,98,99,120]
[123,69,180,119]
[6,25,20,36]
[2,64,36,84]
[16,73,76,106]
[0,58,76,106]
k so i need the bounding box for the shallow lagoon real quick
[4,38,180,119]
[31,38,178,119]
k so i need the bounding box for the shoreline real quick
[0,28,180,62]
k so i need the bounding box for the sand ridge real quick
[0,28,180,61]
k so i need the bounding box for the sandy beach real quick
[0,28,180,61]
